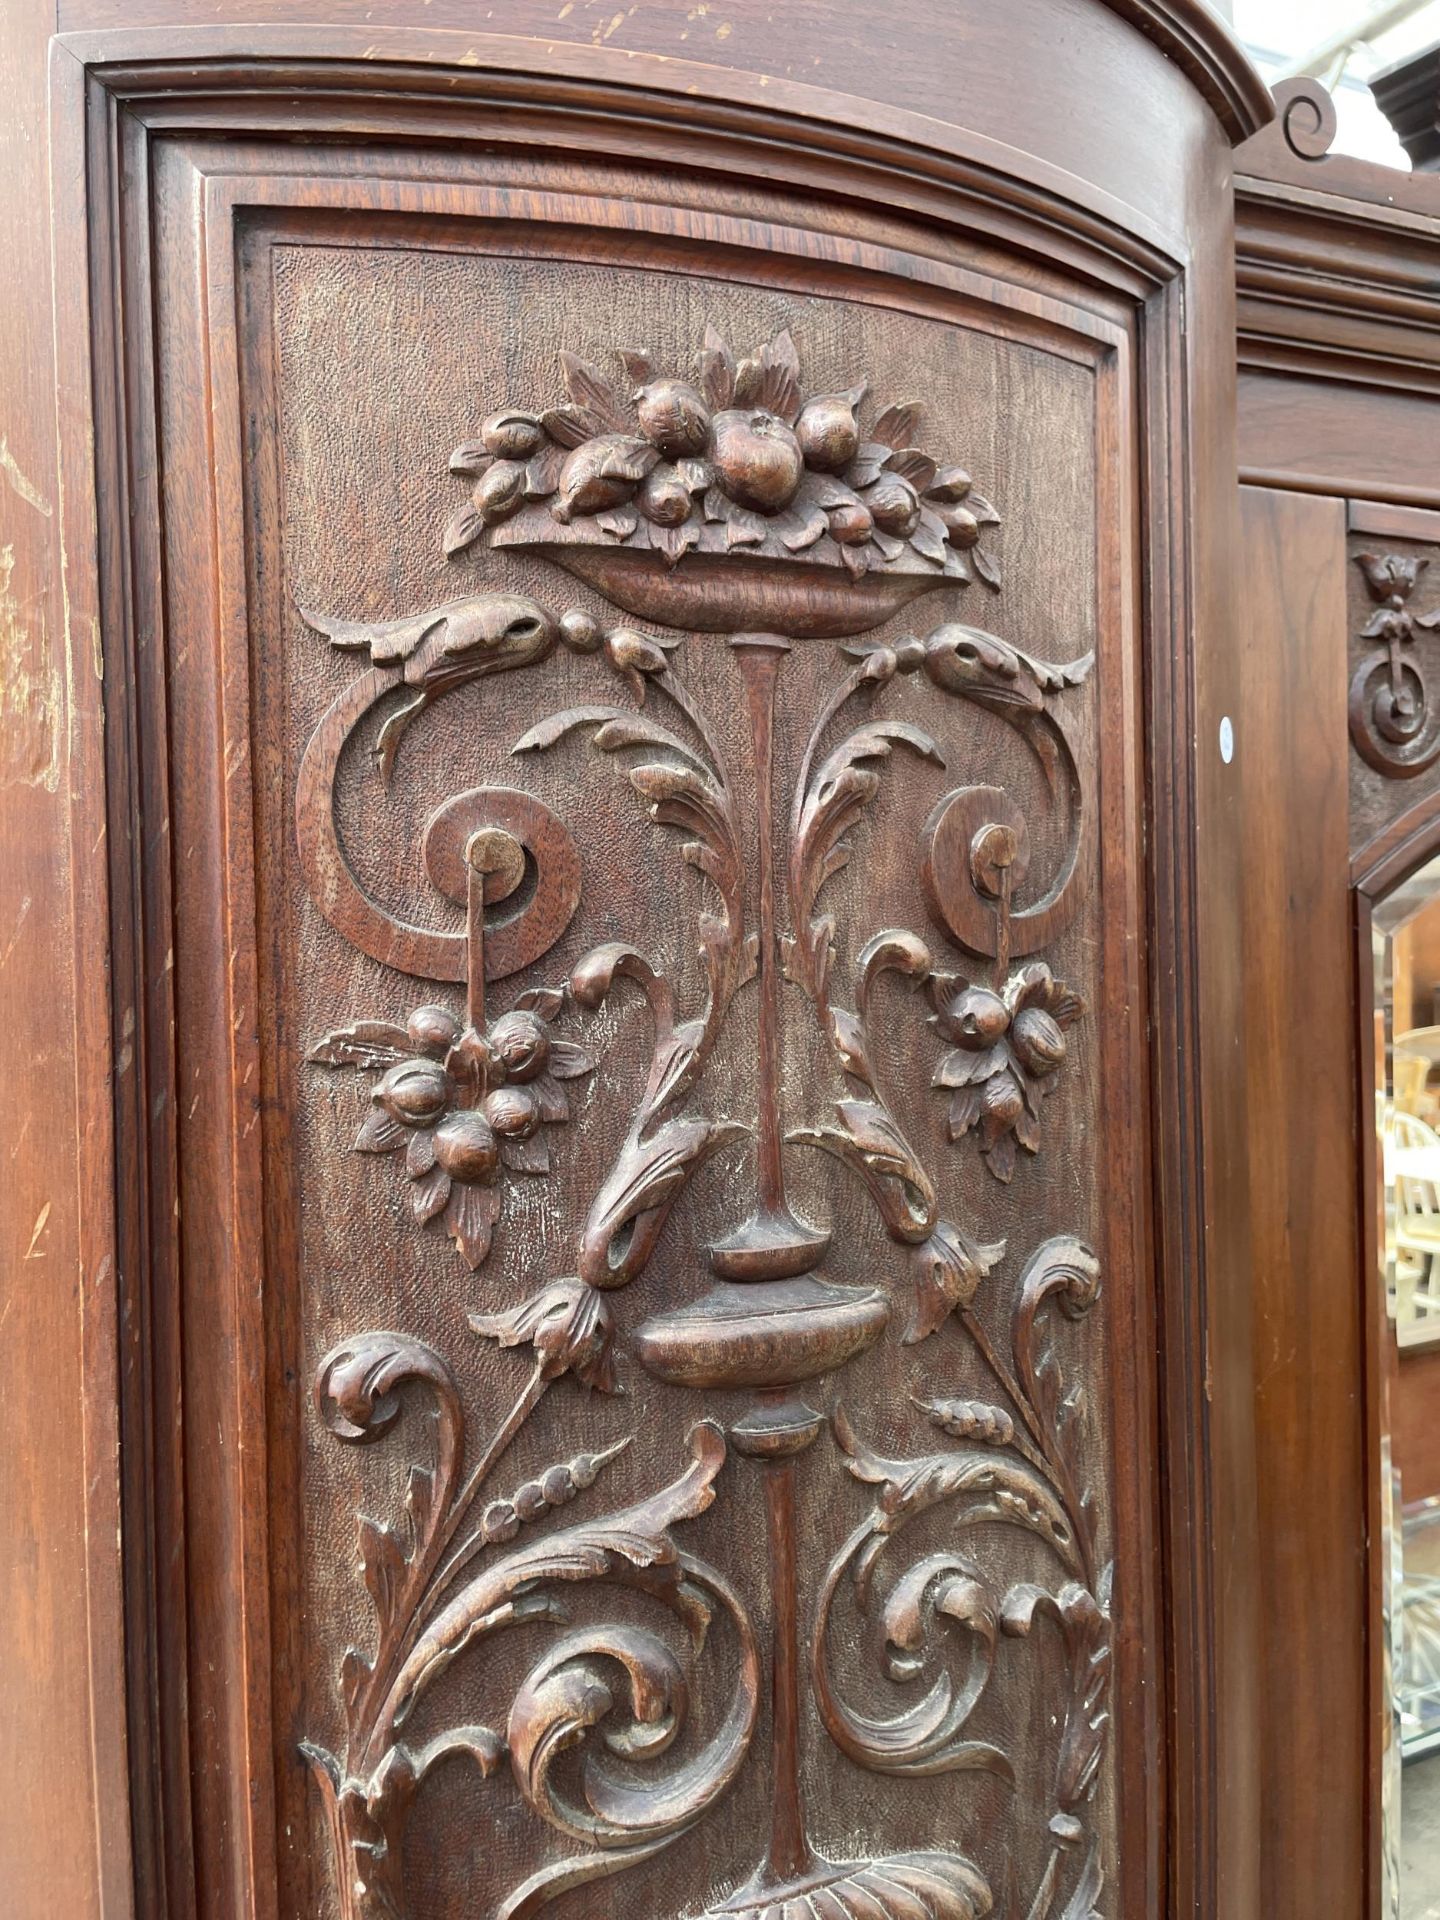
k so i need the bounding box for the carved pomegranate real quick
[1012,1006,1067,1074]
[487,1009,550,1082]
[945,986,1009,1047]
[375,1058,451,1126]
[634,377,711,457]
[710,408,804,512]
[406,1004,462,1054]
[795,389,863,472]
[432,1109,500,1182]
[483,1085,541,1140]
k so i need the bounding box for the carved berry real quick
[432,1110,500,1183]
[512,1480,547,1521]
[375,1058,451,1126]
[864,472,921,537]
[472,459,528,526]
[484,1085,541,1140]
[406,1004,462,1055]
[1011,1006,1067,1075]
[481,1498,520,1544]
[828,501,874,546]
[926,464,973,503]
[541,1464,575,1505]
[487,1010,550,1082]
[636,465,694,527]
[634,378,711,457]
[559,608,603,653]
[935,503,980,549]
[710,408,804,512]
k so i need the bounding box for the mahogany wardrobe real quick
[7,5,1426,1919]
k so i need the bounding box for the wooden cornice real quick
[1236,78,1440,394]
[1105,0,1274,141]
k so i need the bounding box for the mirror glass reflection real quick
[1374,854,1440,1917]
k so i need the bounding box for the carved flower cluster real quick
[1356,550,1440,646]
[307,992,594,1270]
[445,327,1000,586]
[929,963,1084,1184]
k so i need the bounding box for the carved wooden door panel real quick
[261,222,1127,1920]
[55,19,1268,1920]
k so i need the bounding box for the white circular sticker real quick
[1219,715,1234,765]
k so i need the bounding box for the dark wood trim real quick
[1348,499,1440,543]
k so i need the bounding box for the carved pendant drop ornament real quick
[294,325,1107,1920]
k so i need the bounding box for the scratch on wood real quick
[24,1200,51,1259]
[0,893,31,969]
[0,436,52,518]
[0,544,62,791]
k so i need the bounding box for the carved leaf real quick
[470,1278,619,1393]
[889,447,938,490]
[973,546,1002,591]
[1058,1841,1104,1920]
[448,441,493,476]
[832,1407,1080,1573]
[306,1021,412,1070]
[443,1180,503,1270]
[790,719,943,1001]
[548,1039,596,1080]
[872,401,922,449]
[790,1098,936,1246]
[733,328,801,421]
[596,505,639,540]
[540,403,605,448]
[910,507,951,567]
[579,1118,746,1288]
[1002,1580,1111,1815]
[695,324,736,411]
[907,1220,1006,1343]
[501,1134,550,1176]
[714,1854,991,1920]
[847,440,893,488]
[443,502,485,556]
[558,350,632,432]
[358,1513,408,1643]
[778,503,828,551]
[525,441,567,496]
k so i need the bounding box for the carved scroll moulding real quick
[287,306,1106,1920]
